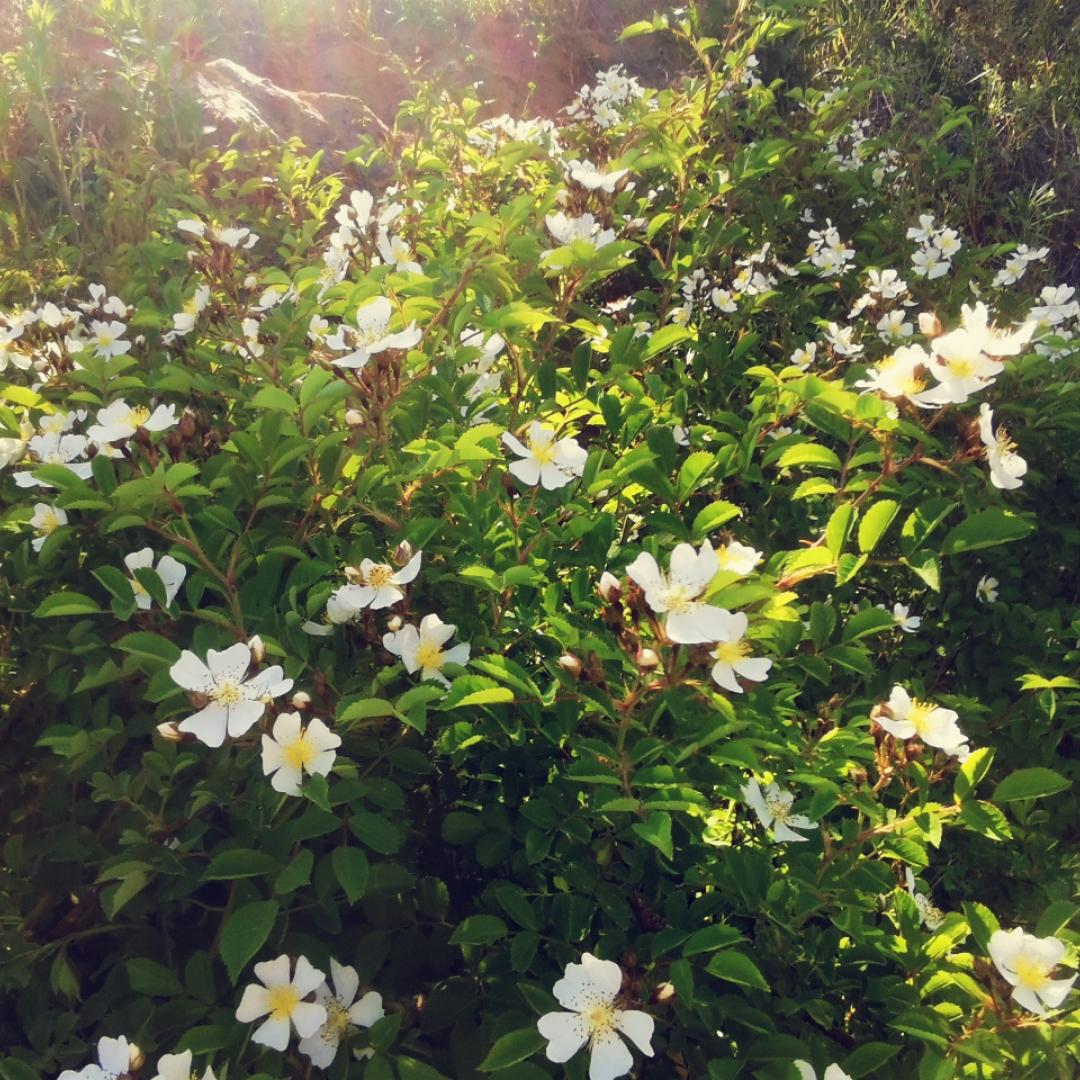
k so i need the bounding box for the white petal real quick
[742,778,773,828]
[254,953,292,987]
[293,955,327,997]
[580,953,622,1000]
[297,1030,339,1069]
[235,983,271,1022]
[350,990,385,1027]
[665,603,732,644]
[393,550,423,584]
[772,820,811,842]
[1010,985,1047,1015]
[614,1009,654,1055]
[330,959,360,1006]
[625,552,662,595]
[226,699,267,739]
[97,1038,131,1077]
[170,651,215,693]
[292,1000,329,1038]
[205,643,251,684]
[508,457,541,486]
[123,548,154,574]
[537,1012,588,1063]
[588,1029,634,1080]
[251,1015,291,1051]
[305,717,342,752]
[733,657,772,683]
[1038,976,1076,1010]
[501,432,530,457]
[539,461,575,489]
[178,704,229,748]
[261,735,285,776]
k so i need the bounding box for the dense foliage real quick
[2,2,1079,1079]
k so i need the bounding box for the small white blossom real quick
[332,297,422,370]
[989,928,1076,1016]
[709,611,772,693]
[86,400,177,444]
[537,953,654,1080]
[976,575,999,604]
[123,548,187,609]
[58,1036,140,1080]
[169,642,293,747]
[978,404,1027,490]
[236,955,327,1051]
[875,685,969,757]
[794,1063,853,1080]
[261,713,341,796]
[298,960,384,1067]
[626,542,729,644]
[151,1051,215,1080]
[502,423,587,489]
[30,502,67,551]
[904,867,946,930]
[742,777,816,842]
[384,614,470,688]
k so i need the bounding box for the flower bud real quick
[248,634,266,664]
[392,539,414,566]
[558,653,583,677]
[345,409,364,426]
[127,1045,144,1072]
[918,311,941,337]
[243,273,258,289]
[343,564,364,583]
[291,690,311,710]
[598,571,621,603]
[155,721,183,742]
[635,647,661,669]
[651,981,677,1004]
[386,615,403,632]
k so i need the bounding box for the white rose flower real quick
[261,712,341,796]
[875,685,969,757]
[794,1062,853,1080]
[169,642,294,747]
[30,502,68,552]
[502,423,587,489]
[384,613,470,688]
[86,400,177,444]
[298,959,384,1067]
[331,296,422,370]
[58,1036,140,1080]
[976,575,999,604]
[537,952,654,1080]
[988,928,1077,1015]
[978,403,1027,490]
[123,547,187,609]
[709,611,772,693]
[742,777,816,842]
[332,549,423,615]
[626,541,730,644]
[235,954,327,1050]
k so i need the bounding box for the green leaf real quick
[274,849,314,895]
[841,606,897,642]
[704,949,769,991]
[114,632,181,667]
[631,811,673,859]
[202,849,280,881]
[0,1060,40,1080]
[478,1028,548,1071]
[331,846,370,904]
[33,591,102,617]
[348,812,401,854]
[843,1042,900,1078]
[220,900,279,984]
[692,500,742,537]
[642,324,694,360]
[339,698,399,723]
[127,957,184,996]
[682,924,744,956]
[395,1058,450,1080]
[677,451,716,500]
[449,915,509,946]
[251,385,298,413]
[857,499,899,553]
[992,767,1070,802]
[941,509,1034,555]
[493,883,538,931]
[778,443,842,470]
[954,747,994,802]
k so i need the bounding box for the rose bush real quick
[1,3,1079,1079]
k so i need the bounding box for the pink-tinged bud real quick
[918,311,941,337]
[598,571,621,602]
[392,539,414,566]
[386,615,403,632]
[345,409,364,426]
[636,648,661,669]
[291,691,312,710]
[558,653,583,677]
[248,635,266,664]
[155,721,183,742]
